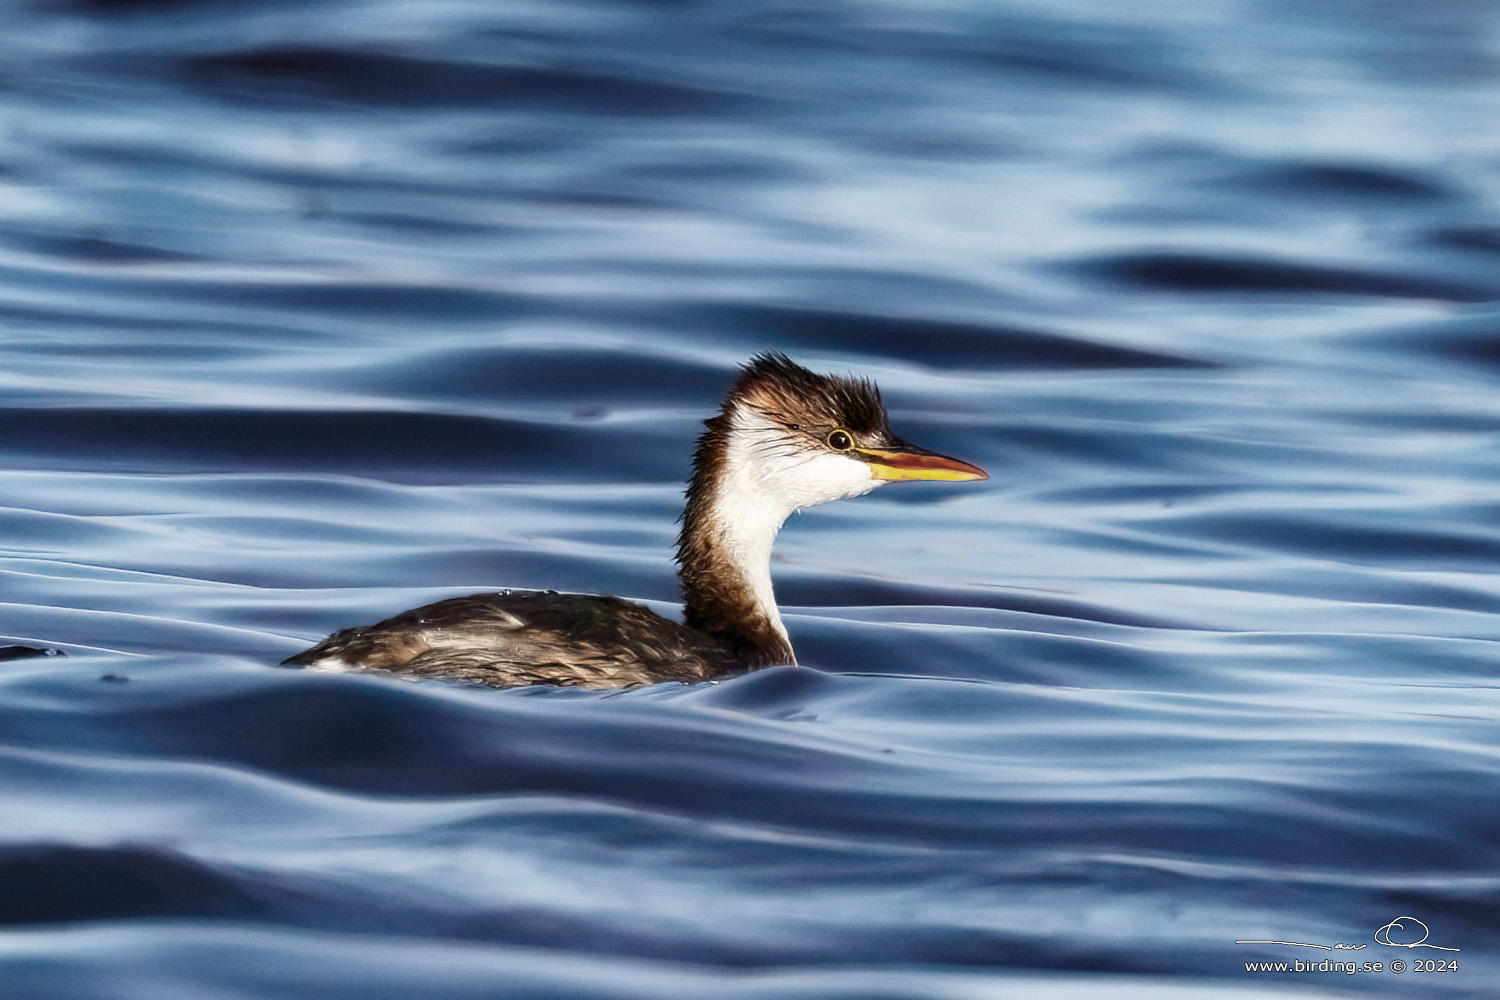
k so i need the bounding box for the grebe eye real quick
[826,429,853,451]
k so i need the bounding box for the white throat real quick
[709,404,881,643]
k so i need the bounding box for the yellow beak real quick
[859,445,988,483]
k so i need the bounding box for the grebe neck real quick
[676,405,798,667]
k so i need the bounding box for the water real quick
[3,0,1499,996]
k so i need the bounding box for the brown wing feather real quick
[282,591,739,688]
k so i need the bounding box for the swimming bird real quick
[282,352,986,688]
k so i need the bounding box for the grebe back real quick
[282,353,986,687]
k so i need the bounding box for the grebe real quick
[282,353,986,687]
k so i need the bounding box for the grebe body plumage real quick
[282,353,986,688]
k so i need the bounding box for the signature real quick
[1236,916,1459,953]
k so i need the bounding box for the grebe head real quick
[708,352,987,521]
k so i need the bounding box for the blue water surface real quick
[3,0,1499,997]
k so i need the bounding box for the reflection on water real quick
[3,0,1500,996]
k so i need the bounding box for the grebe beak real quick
[858,442,988,483]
